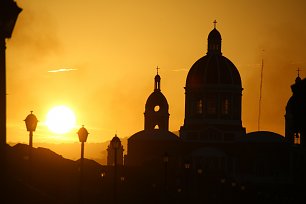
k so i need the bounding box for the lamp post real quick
[184,160,191,200]
[24,111,38,158]
[0,0,22,148]
[24,111,38,147]
[163,152,169,201]
[24,111,38,184]
[112,136,120,204]
[77,125,89,204]
[196,166,203,198]
[163,152,169,187]
[0,1,22,182]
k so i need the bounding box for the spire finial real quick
[297,68,301,77]
[156,66,160,75]
[213,20,217,29]
[154,66,161,91]
[295,68,302,83]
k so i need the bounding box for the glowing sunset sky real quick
[6,0,306,144]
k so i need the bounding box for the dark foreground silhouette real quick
[1,143,305,204]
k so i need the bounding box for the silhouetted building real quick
[107,135,124,166]
[177,25,288,181]
[7,22,306,204]
[180,25,245,142]
[127,71,179,166]
[285,76,306,146]
[125,24,304,194]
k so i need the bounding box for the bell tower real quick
[285,70,306,146]
[144,68,169,131]
[207,20,222,55]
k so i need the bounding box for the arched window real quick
[207,95,216,115]
[196,99,203,114]
[294,132,300,144]
[154,124,160,129]
[222,98,229,115]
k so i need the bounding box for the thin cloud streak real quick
[171,68,188,72]
[48,68,77,73]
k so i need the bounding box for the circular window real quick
[154,105,160,112]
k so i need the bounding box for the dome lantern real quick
[154,66,161,91]
[207,20,222,55]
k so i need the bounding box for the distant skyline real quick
[6,0,306,145]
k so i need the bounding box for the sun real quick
[46,106,76,134]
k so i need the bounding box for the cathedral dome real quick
[180,23,245,141]
[186,55,242,88]
[186,24,241,89]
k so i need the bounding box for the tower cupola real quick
[154,67,161,91]
[207,20,222,55]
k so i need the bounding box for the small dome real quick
[295,76,302,83]
[129,129,179,141]
[208,28,222,42]
[155,74,160,81]
[111,134,121,143]
[207,27,222,55]
[186,55,242,88]
[145,91,169,112]
[240,131,284,143]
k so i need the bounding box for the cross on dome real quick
[295,68,302,83]
[297,68,302,77]
[213,20,217,29]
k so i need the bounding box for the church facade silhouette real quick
[106,23,306,202]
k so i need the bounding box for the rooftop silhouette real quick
[2,18,306,204]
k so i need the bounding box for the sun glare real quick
[46,106,76,134]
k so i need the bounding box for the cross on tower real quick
[156,66,160,74]
[297,68,302,77]
[213,20,217,29]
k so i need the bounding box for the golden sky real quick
[6,0,306,144]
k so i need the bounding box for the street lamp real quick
[196,166,203,196]
[24,111,38,182]
[112,135,120,204]
[77,125,89,204]
[0,1,22,196]
[184,160,191,199]
[0,0,22,148]
[24,111,38,164]
[24,111,38,149]
[163,152,169,202]
[163,152,169,189]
